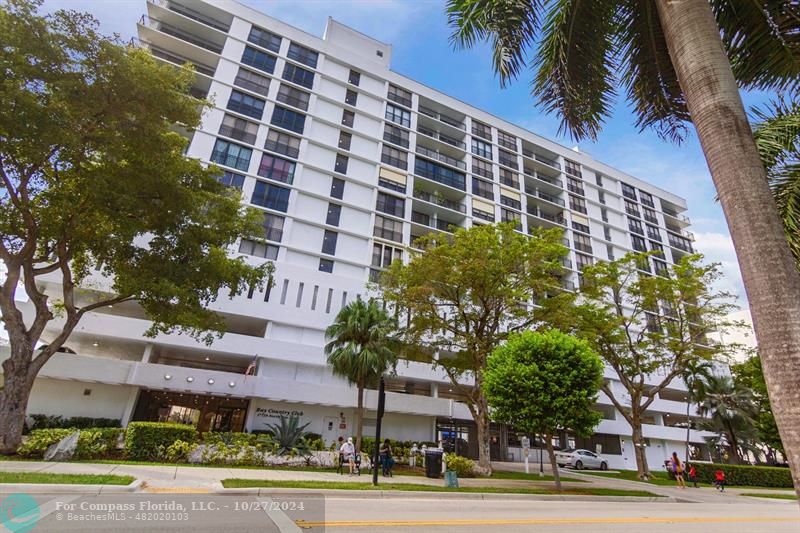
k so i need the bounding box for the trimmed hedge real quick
[124,422,197,461]
[17,428,75,457]
[17,427,124,459]
[28,414,120,431]
[688,462,793,488]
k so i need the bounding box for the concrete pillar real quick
[120,387,140,427]
[430,382,438,398]
[141,343,154,363]
[244,398,258,432]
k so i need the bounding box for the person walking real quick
[340,437,356,475]
[688,463,698,488]
[671,452,686,489]
[379,439,394,476]
[714,469,726,492]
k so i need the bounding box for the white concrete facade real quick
[5,0,712,470]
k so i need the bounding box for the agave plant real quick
[264,415,312,457]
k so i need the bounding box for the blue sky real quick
[40,0,765,312]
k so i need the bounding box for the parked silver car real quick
[555,448,608,470]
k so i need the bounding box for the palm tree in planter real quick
[324,298,398,453]
[446,1,800,492]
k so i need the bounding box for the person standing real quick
[671,452,686,489]
[340,437,356,475]
[688,463,698,488]
[714,469,726,492]
[379,439,393,476]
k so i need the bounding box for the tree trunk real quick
[544,434,561,492]
[355,384,364,453]
[0,343,36,454]
[656,0,800,498]
[471,374,493,473]
[631,423,651,480]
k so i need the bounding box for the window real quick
[472,157,493,179]
[606,244,614,260]
[631,235,647,252]
[598,191,606,204]
[573,219,590,234]
[643,206,658,223]
[287,42,318,68]
[654,259,669,276]
[335,154,349,174]
[415,158,466,190]
[218,171,245,189]
[271,106,306,134]
[326,203,342,226]
[625,200,640,217]
[501,208,521,228]
[239,239,279,259]
[381,145,408,170]
[241,46,276,74]
[596,174,604,187]
[472,177,494,200]
[628,217,644,235]
[262,213,285,242]
[257,153,296,184]
[282,63,314,89]
[621,182,637,200]
[345,89,358,106]
[473,206,494,221]
[567,177,584,195]
[233,68,270,96]
[647,224,661,241]
[338,131,352,151]
[341,109,355,127]
[248,26,281,52]
[500,195,521,210]
[498,149,518,169]
[330,177,345,199]
[219,114,258,145]
[265,130,301,159]
[227,90,265,119]
[276,84,310,111]
[499,168,519,188]
[574,233,593,253]
[372,243,403,268]
[564,159,581,177]
[639,190,655,207]
[472,120,491,140]
[385,104,410,127]
[601,208,609,222]
[348,69,361,86]
[373,215,403,242]
[387,85,412,108]
[576,253,594,270]
[319,258,334,273]
[471,138,492,159]
[211,140,252,171]
[251,181,290,212]
[650,241,664,255]
[383,124,409,148]
[604,225,612,241]
[378,176,405,193]
[376,192,405,217]
[569,195,587,214]
[321,230,338,255]
[497,131,517,151]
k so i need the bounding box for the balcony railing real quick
[146,43,216,76]
[149,0,230,32]
[413,190,466,213]
[526,205,566,225]
[142,15,224,54]
[523,167,563,188]
[662,207,691,224]
[417,125,466,150]
[525,187,566,207]
[416,145,466,170]
[418,105,465,130]
[522,149,561,171]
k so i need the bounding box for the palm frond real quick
[617,0,690,142]
[532,0,619,140]
[711,0,800,91]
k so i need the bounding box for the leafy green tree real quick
[697,374,758,464]
[0,1,272,453]
[446,0,800,491]
[324,298,397,453]
[731,353,785,461]
[484,329,604,491]
[381,223,573,471]
[577,253,740,479]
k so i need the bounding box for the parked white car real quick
[555,448,608,470]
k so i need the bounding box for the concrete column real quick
[244,398,258,432]
[430,382,438,398]
[141,343,154,363]
[120,387,140,427]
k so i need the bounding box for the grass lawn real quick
[220,478,660,497]
[579,469,794,491]
[0,472,135,485]
[740,492,798,500]
[490,470,584,483]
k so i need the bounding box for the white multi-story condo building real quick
[6,0,709,469]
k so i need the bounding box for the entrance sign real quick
[521,436,531,474]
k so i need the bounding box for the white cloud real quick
[693,231,747,304]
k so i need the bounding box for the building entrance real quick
[132,390,249,433]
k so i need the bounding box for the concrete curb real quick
[0,479,144,494]
[212,486,675,502]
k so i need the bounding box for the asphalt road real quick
[3,493,797,532]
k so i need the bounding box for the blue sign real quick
[0,493,40,533]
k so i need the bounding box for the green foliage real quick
[445,454,476,478]
[163,440,197,463]
[361,438,436,464]
[263,415,312,457]
[732,352,785,455]
[28,415,120,431]
[124,422,196,461]
[17,428,74,456]
[202,432,257,448]
[697,374,760,463]
[75,428,124,459]
[689,462,793,488]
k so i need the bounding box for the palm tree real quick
[446,1,800,491]
[697,374,758,464]
[681,358,714,464]
[324,298,397,452]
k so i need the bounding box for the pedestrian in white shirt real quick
[340,437,356,475]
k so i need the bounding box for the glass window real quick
[239,239,279,259]
[622,182,637,200]
[472,177,494,200]
[330,177,345,199]
[218,171,245,189]
[373,215,403,242]
[472,120,491,140]
[650,241,664,255]
[276,84,310,111]
[287,42,318,68]
[387,85,412,108]
[643,206,658,223]
[567,177,584,195]
[322,230,338,255]
[569,195,587,214]
[257,153,296,184]
[415,158,466,190]
[501,208,521,227]
[500,195,521,210]
[471,138,492,159]
[262,213,285,242]
[497,131,517,151]
[381,145,408,170]
[383,124,409,148]
[647,224,661,241]
[564,159,581,177]
[574,233,593,253]
[233,68,270,96]
[385,104,411,127]
[326,203,342,226]
[628,217,644,235]
[338,131,352,151]
[472,157,493,179]
[498,149,518,169]
[654,259,669,276]
[211,139,252,171]
[348,69,361,85]
[335,154,348,174]
[596,174,604,187]
[227,90,265,120]
[345,89,358,106]
[241,46,276,74]
[576,253,594,270]
[632,235,647,252]
[376,192,405,217]
[282,63,314,89]
[248,26,281,53]
[572,219,590,234]
[639,190,655,207]
[265,130,301,159]
[219,114,258,145]
[625,200,640,217]
[251,180,290,212]
[319,258,334,273]
[499,168,519,188]
[342,109,355,127]
[270,105,306,134]
[372,243,403,268]
[598,190,606,204]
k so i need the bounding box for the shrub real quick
[75,428,123,459]
[124,422,196,461]
[17,428,74,457]
[203,432,257,447]
[445,454,476,478]
[688,462,793,488]
[163,440,198,463]
[28,414,120,430]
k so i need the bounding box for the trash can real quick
[444,470,458,488]
[425,450,443,478]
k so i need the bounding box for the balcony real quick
[417,125,466,150]
[414,158,467,191]
[522,148,561,171]
[148,0,231,32]
[141,40,216,77]
[418,105,466,130]
[416,145,466,170]
[526,204,566,226]
[523,167,563,189]
[141,15,224,54]
[525,187,566,207]
[413,190,466,213]
[667,232,694,252]
[411,211,455,233]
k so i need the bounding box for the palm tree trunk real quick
[656,0,800,497]
[355,384,364,454]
